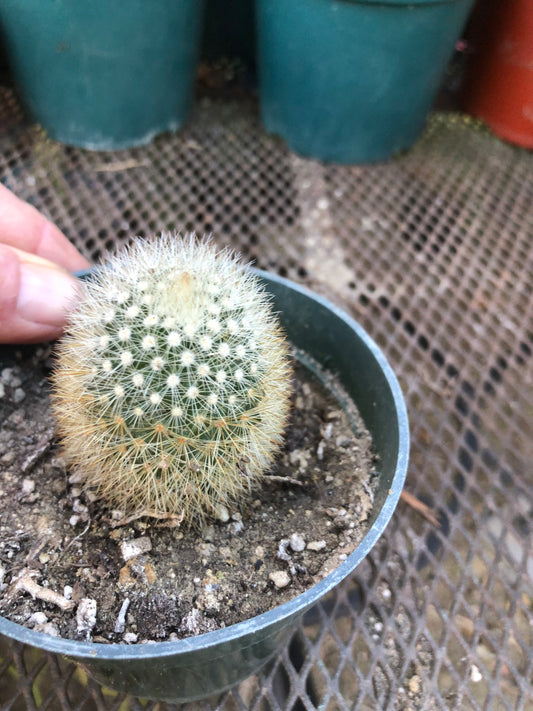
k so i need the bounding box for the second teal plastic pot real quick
[0,0,205,149]
[256,0,473,163]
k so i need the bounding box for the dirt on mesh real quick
[0,343,377,644]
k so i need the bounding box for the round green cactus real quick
[51,235,292,526]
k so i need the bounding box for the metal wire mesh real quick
[0,86,532,710]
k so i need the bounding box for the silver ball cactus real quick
[51,235,292,526]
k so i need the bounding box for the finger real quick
[0,183,90,272]
[0,244,80,344]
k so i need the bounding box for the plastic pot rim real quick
[322,0,465,6]
[0,269,409,663]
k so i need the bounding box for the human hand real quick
[0,184,91,343]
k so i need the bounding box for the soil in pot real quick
[0,344,377,643]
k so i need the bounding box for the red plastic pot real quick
[463,0,533,148]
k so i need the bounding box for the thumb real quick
[0,244,80,343]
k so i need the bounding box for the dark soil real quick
[0,343,377,644]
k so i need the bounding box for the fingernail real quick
[18,262,79,326]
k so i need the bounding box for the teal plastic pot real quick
[0,0,204,149]
[0,271,409,702]
[256,0,473,163]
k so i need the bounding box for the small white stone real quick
[63,585,73,600]
[123,632,138,644]
[73,499,88,514]
[1,368,14,385]
[76,598,97,639]
[289,533,306,552]
[29,611,48,626]
[214,505,230,523]
[269,571,291,589]
[13,388,25,404]
[21,478,35,495]
[120,537,152,562]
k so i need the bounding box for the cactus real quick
[51,235,292,526]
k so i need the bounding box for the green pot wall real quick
[256,0,474,163]
[0,271,409,702]
[0,0,205,150]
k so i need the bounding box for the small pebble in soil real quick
[121,537,152,562]
[28,612,48,627]
[289,533,306,552]
[269,571,291,589]
[21,478,35,495]
[76,598,97,640]
[307,540,327,552]
[13,388,25,404]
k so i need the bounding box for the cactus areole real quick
[51,236,292,526]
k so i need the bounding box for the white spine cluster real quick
[51,235,292,525]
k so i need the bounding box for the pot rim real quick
[0,269,409,661]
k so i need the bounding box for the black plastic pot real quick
[0,271,409,702]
